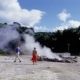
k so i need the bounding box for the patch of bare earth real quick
[0,55,80,80]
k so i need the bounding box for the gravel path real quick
[0,55,80,80]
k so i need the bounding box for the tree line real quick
[0,22,80,55]
[35,27,80,56]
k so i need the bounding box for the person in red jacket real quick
[32,48,37,64]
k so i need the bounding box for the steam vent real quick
[0,22,34,54]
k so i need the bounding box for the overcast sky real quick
[0,0,80,32]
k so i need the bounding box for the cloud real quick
[0,0,44,27]
[53,23,69,31]
[68,20,80,28]
[53,20,80,31]
[57,9,71,22]
[54,9,80,31]
[34,26,53,32]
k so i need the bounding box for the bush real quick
[0,49,7,55]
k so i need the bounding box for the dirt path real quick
[0,55,80,80]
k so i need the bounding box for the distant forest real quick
[0,23,80,55]
[35,27,80,56]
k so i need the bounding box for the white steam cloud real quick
[21,34,62,60]
[0,23,62,60]
[0,24,20,50]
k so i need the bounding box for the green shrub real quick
[0,49,7,55]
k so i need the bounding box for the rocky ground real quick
[0,55,80,80]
